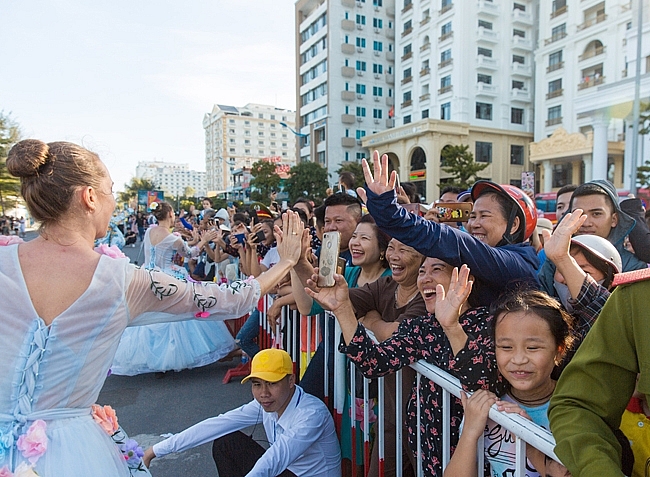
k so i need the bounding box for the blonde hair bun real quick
[7,139,51,178]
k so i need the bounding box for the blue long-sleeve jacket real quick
[365,188,539,307]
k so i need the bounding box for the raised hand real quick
[356,150,398,202]
[435,265,473,330]
[304,269,351,313]
[543,209,586,263]
[275,210,304,266]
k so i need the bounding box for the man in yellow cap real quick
[143,349,341,477]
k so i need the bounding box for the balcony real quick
[476,83,497,96]
[546,89,564,100]
[512,62,532,76]
[341,66,355,77]
[402,27,413,37]
[477,0,499,16]
[386,51,395,61]
[550,5,567,18]
[476,55,498,70]
[440,3,453,14]
[546,117,563,126]
[420,16,430,26]
[386,28,395,39]
[402,2,413,13]
[341,0,355,6]
[578,14,607,30]
[579,46,606,61]
[512,88,531,101]
[420,42,430,52]
[420,67,430,76]
[341,114,356,124]
[438,58,453,69]
[546,61,564,73]
[512,36,532,50]
[401,51,413,61]
[341,19,355,31]
[401,100,413,108]
[420,93,430,101]
[341,91,355,101]
[401,75,413,85]
[477,28,498,43]
[578,75,605,90]
[544,32,567,45]
[438,85,453,95]
[512,9,533,25]
[439,31,454,42]
[341,43,355,54]
[386,96,394,106]
[341,137,356,147]
[385,73,395,84]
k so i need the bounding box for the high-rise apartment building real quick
[295,0,397,181]
[135,161,206,198]
[203,104,297,193]
[530,0,648,192]
[361,0,536,201]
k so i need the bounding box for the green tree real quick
[249,160,281,202]
[284,161,329,203]
[0,112,22,216]
[336,162,365,189]
[439,144,488,190]
[118,178,157,205]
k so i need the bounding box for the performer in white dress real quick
[111,202,237,376]
[0,139,303,476]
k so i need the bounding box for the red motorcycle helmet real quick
[470,181,538,243]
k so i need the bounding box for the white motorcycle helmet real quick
[570,235,623,275]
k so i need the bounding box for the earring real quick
[379,252,385,261]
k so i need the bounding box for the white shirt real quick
[261,247,280,270]
[152,385,341,477]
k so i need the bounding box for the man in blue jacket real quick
[357,151,539,307]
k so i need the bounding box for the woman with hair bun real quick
[0,139,303,476]
[111,200,238,376]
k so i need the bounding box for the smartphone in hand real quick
[318,232,341,287]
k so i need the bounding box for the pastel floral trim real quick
[94,243,126,259]
[194,311,210,318]
[0,466,13,477]
[91,405,119,435]
[16,420,47,465]
[10,462,40,477]
[119,439,144,467]
[0,236,24,246]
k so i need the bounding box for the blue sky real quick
[1,0,297,191]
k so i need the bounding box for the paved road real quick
[20,232,256,476]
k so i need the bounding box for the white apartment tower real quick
[135,161,206,198]
[530,0,650,192]
[359,0,536,201]
[203,104,297,193]
[295,0,397,181]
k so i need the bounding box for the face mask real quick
[554,281,574,313]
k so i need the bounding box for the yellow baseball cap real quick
[241,349,293,384]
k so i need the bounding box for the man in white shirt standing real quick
[143,348,341,477]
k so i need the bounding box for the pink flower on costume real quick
[0,466,13,477]
[16,420,48,465]
[94,244,126,259]
[91,404,119,435]
[0,236,24,246]
[194,311,210,318]
[13,462,39,477]
[349,398,377,432]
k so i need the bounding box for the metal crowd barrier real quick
[229,296,561,476]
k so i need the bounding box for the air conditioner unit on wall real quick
[357,70,364,76]
[357,93,364,99]
[374,95,380,101]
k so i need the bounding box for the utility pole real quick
[630,0,644,196]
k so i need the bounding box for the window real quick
[441,75,451,87]
[551,23,566,38]
[441,22,452,35]
[356,37,366,48]
[373,18,383,28]
[229,148,235,153]
[422,109,429,119]
[478,20,493,30]
[513,29,526,38]
[356,60,367,71]
[512,80,525,90]
[513,54,525,64]
[514,3,526,11]
[258,113,264,119]
[404,67,412,79]
[552,0,566,12]
[404,115,412,124]
[442,0,452,6]
[373,0,382,5]
[229,129,235,134]
[373,86,383,96]
[356,14,366,25]
[511,108,524,124]
[356,152,365,160]
[258,140,264,146]
[510,145,524,165]
[258,122,264,127]
[403,44,412,55]
[270,114,275,120]
[548,78,562,93]
[373,41,383,51]
[476,102,492,120]
[475,142,492,163]
[355,130,366,139]
[403,91,412,101]
[441,102,451,120]
[477,74,491,84]
[478,47,492,57]
[229,119,235,124]
[373,63,383,74]
[356,107,366,117]
[403,20,412,32]
[549,50,563,66]
[548,105,562,121]
[441,49,452,62]
[356,84,366,94]
[373,108,383,119]
[552,163,572,188]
